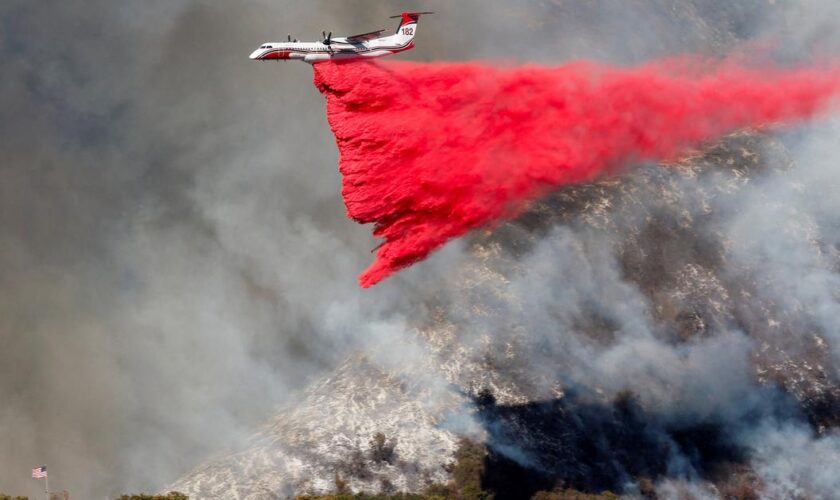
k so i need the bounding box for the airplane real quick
[249,11,432,63]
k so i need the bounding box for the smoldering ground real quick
[1,0,840,498]
[438,121,840,498]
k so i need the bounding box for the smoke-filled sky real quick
[1,1,839,498]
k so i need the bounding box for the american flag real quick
[32,465,47,478]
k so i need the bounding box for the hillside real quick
[171,128,840,498]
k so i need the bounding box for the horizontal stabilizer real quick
[388,11,434,19]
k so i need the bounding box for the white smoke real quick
[2,0,840,498]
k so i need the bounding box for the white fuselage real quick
[249,31,414,63]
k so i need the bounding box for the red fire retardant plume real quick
[313,60,840,287]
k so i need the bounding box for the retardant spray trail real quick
[313,60,840,287]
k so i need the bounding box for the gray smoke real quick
[1,0,839,498]
[442,128,840,495]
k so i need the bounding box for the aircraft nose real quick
[249,49,262,60]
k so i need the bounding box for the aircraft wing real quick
[345,29,386,42]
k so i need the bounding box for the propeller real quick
[322,31,332,45]
[287,34,291,42]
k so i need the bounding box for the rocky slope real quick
[171,130,840,498]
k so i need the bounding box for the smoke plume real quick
[3,0,840,497]
[315,59,840,286]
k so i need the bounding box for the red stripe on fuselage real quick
[258,41,414,61]
[261,50,290,60]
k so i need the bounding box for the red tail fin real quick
[389,11,433,33]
